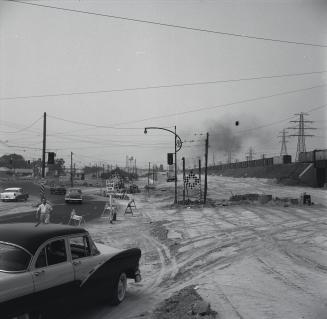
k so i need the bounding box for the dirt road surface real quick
[65,175,327,319]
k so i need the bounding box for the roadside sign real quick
[184,171,199,189]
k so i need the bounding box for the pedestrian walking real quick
[36,198,53,224]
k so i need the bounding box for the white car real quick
[65,188,83,204]
[0,223,142,318]
[0,188,29,202]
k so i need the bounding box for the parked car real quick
[65,188,83,204]
[0,223,142,318]
[0,188,29,202]
[50,185,66,195]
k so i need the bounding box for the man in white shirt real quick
[36,198,53,224]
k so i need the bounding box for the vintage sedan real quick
[65,188,83,204]
[50,185,66,195]
[0,188,29,202]
[0,223,142,318]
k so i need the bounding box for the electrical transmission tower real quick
[288,112,316,161]
[246,147,255,161]
[278,129,289,156]
[227,150,232,164]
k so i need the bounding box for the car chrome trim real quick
[0,241,33,273]
[79,261,105,287]
[0,241,33,257]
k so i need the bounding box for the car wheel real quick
[110,272,127,305]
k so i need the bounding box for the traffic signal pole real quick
[144,126,183,205]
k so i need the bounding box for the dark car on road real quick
[50,185,66,195]
[0,223,142,318]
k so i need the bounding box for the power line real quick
[7,0,327,48]
[45,84,326,129]
[0,116,42,133]
[1,70,326,101]
[47,114,144,130]
[234,104,327,135]
[108,84,327,126]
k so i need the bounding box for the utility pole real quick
[204,132,209,204]
[148,162,150,187]
[288,112,316,161]
[199,159,202,202]
[42,112,46,178]
[70,152,73,187]
[278,129,289,156]
[182,157,185,204]
[227,150,232,164]
[174,126,178,204]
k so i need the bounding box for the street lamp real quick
[144,126,183,204]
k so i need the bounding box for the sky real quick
[0,0,326,169]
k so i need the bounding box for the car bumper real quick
[1,196,16,201]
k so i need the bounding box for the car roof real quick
[4,188,22,191]
[0,223,87,255]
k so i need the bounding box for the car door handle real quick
[73,260,81,266]
[34,270,45,276]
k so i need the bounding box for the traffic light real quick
[167,153,174,165]
[48,152,55,164]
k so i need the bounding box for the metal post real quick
[70,152,73,187]
[42,112,46,178]
[174,125,177,204]
[152,164,155,184]
[182,157,185,205]
[199,159,202,202]
[144,125,182,205]
[204,132,209,204]
[148,162,150,187]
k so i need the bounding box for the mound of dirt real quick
[151,285,217,319]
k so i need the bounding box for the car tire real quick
[110,272,127,305]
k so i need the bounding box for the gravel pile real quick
[151,285,217,319]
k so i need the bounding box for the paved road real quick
[0,180,105,224]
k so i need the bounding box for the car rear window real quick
[0,243,31,272]
[70,189,81,193]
